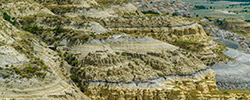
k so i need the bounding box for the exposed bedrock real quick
[0,17,89,100]
[83,70,219,100]
[129,0,192,16]
[70,35,207,82]
[73,49,207,83]
[66,35,230,99]
[212,48,250,90]
[94,16,227,65]
[205,25,250,49]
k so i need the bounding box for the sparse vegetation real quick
[23,24,40,34]
[172,12,178,16]
[3,72,12,78]
[70,73,77,82]
[193,5,207,10]
[245,20,250,22]
[176,40,199,45]
[142,10,160,15]
[63,52,79,66]
[54,25,64,35]
[121,52,127,56]
[133,60,139,65]
[95,0,129,7]
[115,52,120,55]
[3,12,16,25]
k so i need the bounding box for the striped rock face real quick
[0,17,89,100]
[69,35,212,100]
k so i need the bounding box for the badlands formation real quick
[0,0,250,100]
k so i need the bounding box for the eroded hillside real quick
[1,0,250,100]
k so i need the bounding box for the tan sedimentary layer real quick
[70,39,178,54]
[84,69,219,100]
[69,36,207,82]
[105,22,226,65]
[74,49,207,83]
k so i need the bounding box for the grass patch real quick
[115,52,120,55]
[176,40,199,45]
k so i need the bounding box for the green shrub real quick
[172,12,178,16]
[3,12,11,21]
[54,25,64,35]
[193,5,207,9]
[70,73,77,82]
[142,10,160,15]
[121,52,127,56]
[223,91,230,95]
[3,12,16,25]
[42,73,47,78]
[71,60,79,66]
[64,52,79,66]
[24,24,39,34]
[26,65,37,73]
[13,67,21,74]
[115,52,120,55]
[3,72,12,78]
[133,60,139,65]
[176,40,199,45]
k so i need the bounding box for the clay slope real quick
[0,17,89,99]
[0,0,241,99]
[69,35,218,100]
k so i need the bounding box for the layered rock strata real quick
[69,35,218,99]
[0,16,89,100]
[212,48,250,90]
[129,0,192,16]
[93,16,227,65]
[84,69,218,100]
